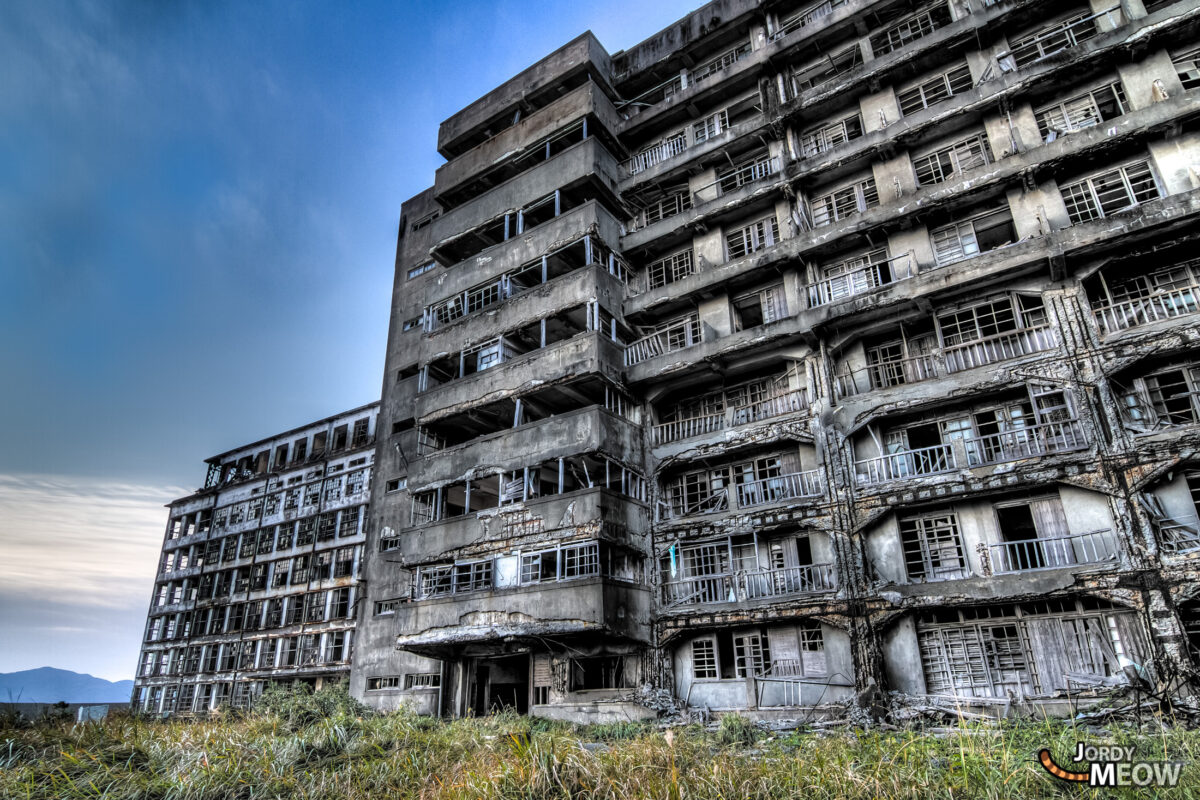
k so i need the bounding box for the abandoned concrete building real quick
[356,0,1200,721]
[132,405,378,714]
[138,0,1200,720]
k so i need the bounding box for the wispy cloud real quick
[0,473,186,680]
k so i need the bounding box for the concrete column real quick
[1118,49,1185,110]
[859,88,900,134]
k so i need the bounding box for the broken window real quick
[691,40,752,82]
[913,133,990,186]
[636,187,692,229]
[1175,46,1200,90]
[733,284,788,330]
[339,506,362,537]
[726,215,780,260]
[405,673,440,689]
[733,631,772,677]
[869,2,952,56]
[917,600,1148,698]
[646,249,696,289]
[798,112,863,157]
[1141,365,1200,426]
[809,247,898,306]
[772,0,848,41]
[570,656,633,690]
[331,586,351,618]
[930,208,1017,266]
[716,150,777,195]
[692,639,719,679]
[900,511,969,581]
[1061,161,1160,225]
[897,63,972,117]
[789,42,862,96]
[1035,81,1127,141]
[809,175,879,227]
[1004,10,1101,69]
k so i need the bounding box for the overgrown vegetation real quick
[2,691,1199,799]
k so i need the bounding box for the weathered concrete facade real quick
[357,0,1200,720]
[132,404,378,714]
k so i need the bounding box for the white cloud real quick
[0,473,188,608]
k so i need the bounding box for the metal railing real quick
[661,563,837,607]
[1093,285,1200,335]
[652,387,810,446]
[627,132,687,175]
[989,529,1117,573]
[735,470,823,508]
[652,412,724,446]
[625,317,702,366]
[962,419,1087,467]
[734,387,809,426]
[855,443,956,485]
[697,156,780,199]
[835,354,938,397]
[807,252,913,307]
[942,325,1057,373]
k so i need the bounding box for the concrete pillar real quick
[1148,133,1200,195]
[1118,49,1185,110]
[859,88,900,134]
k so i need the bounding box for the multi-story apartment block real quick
[132,404,378,714]
[357,0,1200,721]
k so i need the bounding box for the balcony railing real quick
[695,156,780,200]
[855,443,956,486]
[627,132,688,175]
[652,387,810,446]
[807,252,914,307]
[836,326,1059,398]
[625,317,701,366]
[652,411,725,446]
[660,563,837,607]
[942,325,1057,373]
[1093,285,1200,335]
[735,470,823,508]
[962,419,1087,467]
[988,529,1117,574]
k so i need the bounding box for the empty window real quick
[570,656,632,690]
[913,133,990,186]
[1061,161,1160,224]
[1176,46,1200,90]
[405,673,441,688]
[726,216,780,260]
[733,285,788,330]
[930,208,1016,265]
[691,639,718,678]
[898,63,973,117]
[407,262,436,280]
[646,249,695,289]
[870,3,952,56]
[798,112,863,157]
[1035,82,1127,141]
[900,511,968,581]
[810,176,879,227]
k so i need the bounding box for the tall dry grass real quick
[1,687,1198,799]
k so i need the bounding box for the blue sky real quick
[0,0,700,682]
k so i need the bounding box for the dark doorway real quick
[470,655,530,715]
[996,504,1045,570]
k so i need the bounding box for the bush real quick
[715,713,759,746]
[255,680,371,728]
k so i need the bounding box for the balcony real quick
[962,420,1088,468]
[806,252,914,308]
[661,469,824,520]
[855,444,956,486]
[392,576,651,657]
[942,326,1057,373]
[836,326,1058,398]
[660,563,837,608]
[624,316,701,366]
[988,529,1117,574]
[1093,285,1200,336]
[651,387,809,446]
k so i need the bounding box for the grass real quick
[1,686,1199,798]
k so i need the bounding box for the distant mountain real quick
[0,668,133,704]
